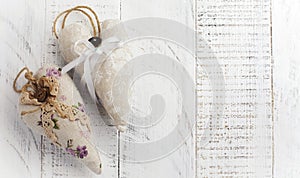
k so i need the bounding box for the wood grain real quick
[119,0,195,177]
[273,0,300,177]
[196,0,273,177]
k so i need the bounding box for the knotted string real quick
[61,37,121,103]
[53,5,107,103]
[53,5,101,39]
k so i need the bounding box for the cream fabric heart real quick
[15,64,102,174]
[58,20,133,131]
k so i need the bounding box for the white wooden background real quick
[0,0,298,177]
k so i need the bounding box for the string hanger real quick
[53,5,101,39]
[13,67,31,93]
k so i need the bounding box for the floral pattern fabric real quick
[17,64,102,174]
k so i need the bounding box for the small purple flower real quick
[78,145,88,158]
[79,150,88,159]
[66,147,76,156]
[67,145,88,159]
[77,145,82,152]
[46,68,61,78]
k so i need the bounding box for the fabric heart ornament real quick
[13,64,102,174]
[53,6,133,131]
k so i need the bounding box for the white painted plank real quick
[196,0,273,177]
[273,0,300,177]
[119,0,195,178]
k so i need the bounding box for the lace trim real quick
[14,67,90,145]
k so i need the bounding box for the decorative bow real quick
[61,37,121,103]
